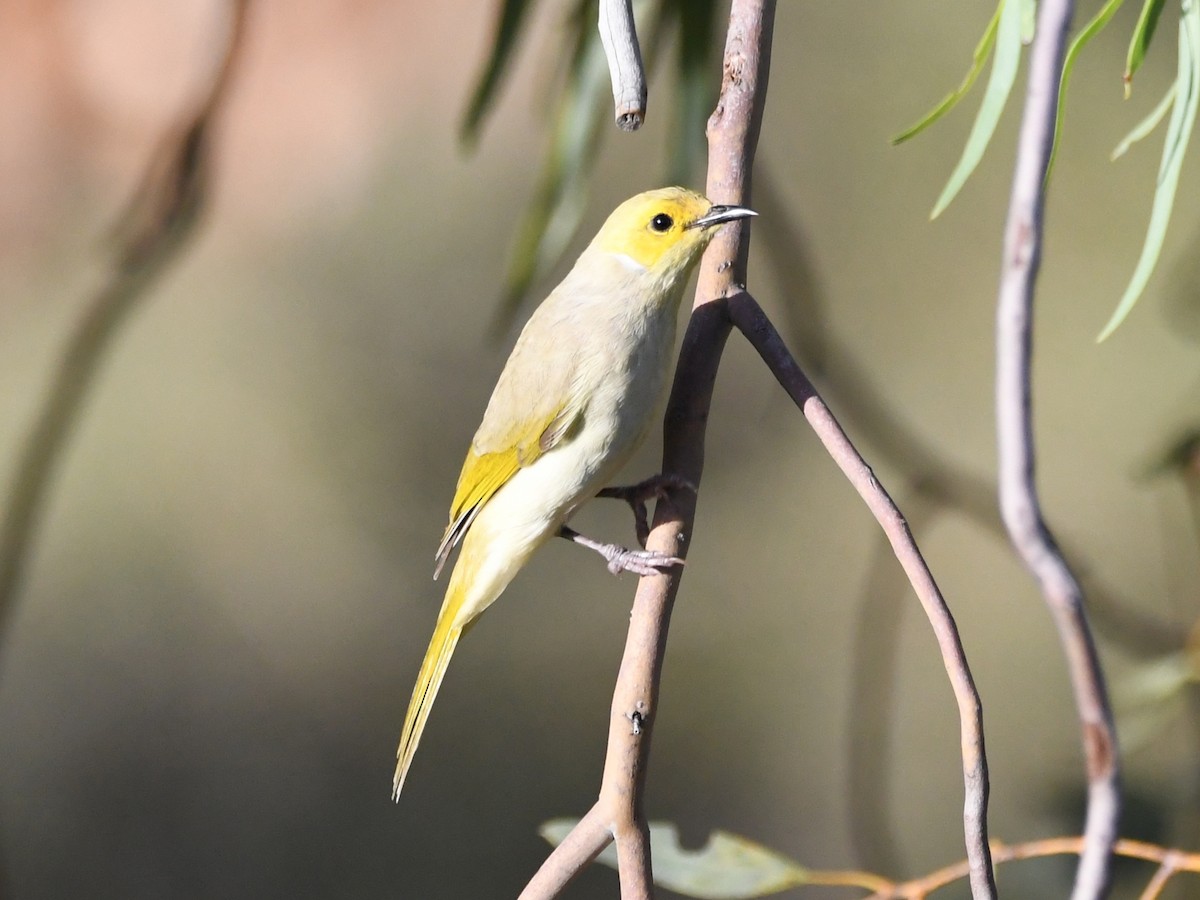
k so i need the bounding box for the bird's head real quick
[589,187,756,282]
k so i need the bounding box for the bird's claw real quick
[602,546,685,577]
[598,474,697,547]
[558,525,683,576]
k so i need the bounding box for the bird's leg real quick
[558,526,684,576]
[596,473,696,547]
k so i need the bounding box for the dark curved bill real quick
[686,204,757,230]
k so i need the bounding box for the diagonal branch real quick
[726,293,997,900]
[0,0,251,649]
[995,2,1120,898]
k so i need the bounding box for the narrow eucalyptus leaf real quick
[1112,82,1177,159]
[492,5,608,334]
[668,0,719,184]
[1100,0,1200,340]
[461,0,535,145]
[1047,0,1127,183]
[930,0,1024,219]
[890,2,1001,144]
[1020,0,1037,43]
[1126,0,1169,94]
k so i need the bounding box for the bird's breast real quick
[473,299,679,548]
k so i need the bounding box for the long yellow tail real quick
[393,588,465,800]
[393,522,540,799]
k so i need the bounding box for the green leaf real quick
[665,0,719,184]
[1126,0,1168,95]
[930,0,1024,219]
[1020,0,1037,44]
[1100,0,1200,341]
[460,0,536,146]
[1112,652,1194,753]
[890,3,1002,145]
[1111,81,1177,159]
[539,820,811,899]
[489,0,609,334]
[1046,0,1127,184]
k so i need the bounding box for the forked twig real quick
[528,1,997,897]
[528,0,1004,894]
[520,2,774,897]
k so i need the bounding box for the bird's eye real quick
[650,213,674,232]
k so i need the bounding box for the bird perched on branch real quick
[394,187,756,799]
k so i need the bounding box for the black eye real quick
[650,213,673,232]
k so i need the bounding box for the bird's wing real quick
[434,328,585,576]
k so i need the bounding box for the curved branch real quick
[726,293,997,900]
[995,2,1120,897]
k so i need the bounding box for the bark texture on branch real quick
[995,1,1120,898]
[598,0,647,130]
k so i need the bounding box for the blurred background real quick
[0,1,1198,897]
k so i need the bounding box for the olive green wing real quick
[433,323,585,577]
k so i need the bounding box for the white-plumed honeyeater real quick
[394,187,756,799]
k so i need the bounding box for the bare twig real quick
[1138,854,1180,900]
[0,0,251,648]
[598,0,647,130]
[995,1,1120,897]
[868,837,1200,899]
[727,294,997,900]
[519,2,773,897]
[521,808,610,899]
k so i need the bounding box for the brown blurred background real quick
[0,1,1198,898]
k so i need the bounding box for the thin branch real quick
[0,1,250,650]
[598,0,647,130]
[995,1,1120,897]
[521,807,611,899]
[867,837,1200,899]
[519,1,774,896]
[726,293,997,900]
[1137,854,1179,900]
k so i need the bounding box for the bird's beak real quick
[686,204,757,230]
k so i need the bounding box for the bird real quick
[394,186,756,799]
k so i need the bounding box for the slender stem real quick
[1137,856,1178,900]
[995,2,1120,897]
[727,293,996,900]
[520,805,611,900]
[873,837,1200,899]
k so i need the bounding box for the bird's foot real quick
[596,473,696,547]
[558,526,684,576]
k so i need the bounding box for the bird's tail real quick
[393,601,463,800]
[393,527,531,799]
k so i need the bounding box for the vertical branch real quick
[0,1,250,650]
[996,1,1120,898]
[521,2,774,898]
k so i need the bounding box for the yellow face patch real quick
[592,187,715,270]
